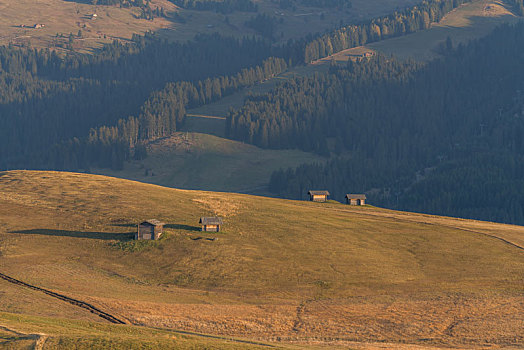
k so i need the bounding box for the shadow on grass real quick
[165,224,201,232]
[10,229,134,241]
[112,223,201,232]
[191,236,217,241]
[111,223,136,228]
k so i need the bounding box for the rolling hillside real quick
[0,170,522,348]
[94,132,325,194]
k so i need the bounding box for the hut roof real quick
[199,217,223,225]
[308,190,330,196]
[346,194,367,199]
[141,219,165,226]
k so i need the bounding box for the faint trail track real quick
[353,210,524,251]
[34,333,47,350]
[0,272,126,324]
[293,203,524,251]
[0,325,47,349]
[161,328,278,348]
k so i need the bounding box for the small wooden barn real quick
[308,190,330,202]
[199,217,223,232]
[136,219,164,240]
[346,194,367,206]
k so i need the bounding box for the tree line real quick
[275,0,351,10]
[169,0,258,13]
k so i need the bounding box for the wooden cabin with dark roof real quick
[308,190,330,202]
[346,194,367,206]
[200,217,223,232]
[136,219,164,240]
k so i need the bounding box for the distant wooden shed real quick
[199,217,223,232]
[346,194,367,206]
[136,219,164,240]
[308,190,330,202]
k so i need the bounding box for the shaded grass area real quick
[10,229,134,241]
[95,132,326,195]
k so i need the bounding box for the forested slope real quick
[227,22,524,224]
[0,0,474,172]
[0,33,286,169]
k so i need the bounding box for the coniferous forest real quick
[0,33,286,170]
[169,0,258,13]
[227,23,524,224]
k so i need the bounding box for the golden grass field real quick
[0,170,522,348]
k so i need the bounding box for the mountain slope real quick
[0,170,522,348]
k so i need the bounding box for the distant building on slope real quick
[136,219,164,240]
[346,194,367,206]
[199,217,223,232]
[308,190,330,202]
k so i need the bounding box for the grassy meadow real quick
[95,132,325,194]
[0,312,280,349]
[0,170,522,348]
[0,0,180,54]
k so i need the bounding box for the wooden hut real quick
[346,194,367,206]
[199,217,223,232]
[136,219,164,240]
[308,190,330,202]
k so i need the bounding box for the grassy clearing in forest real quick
[95,132,325,194]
